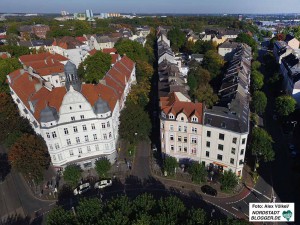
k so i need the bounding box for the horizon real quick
[1,0,300,14]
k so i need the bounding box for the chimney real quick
[100,80,106,85]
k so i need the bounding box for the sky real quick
[1,0,300,14]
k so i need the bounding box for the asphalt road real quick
[0,145,54,224]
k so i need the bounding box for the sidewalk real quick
[150,158,255,199]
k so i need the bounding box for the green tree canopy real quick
[252,91,267,115]
[195,84,219,108]
[76,198,103,225]
[0,58,22,92]
[186,208,207,225]
[46,193,250,225]
[220,169,238,192]
[0,45,31,57]
[8,134,50,183]
[119,102,152,143]
[275,95,296,117]
[251,61,261,71]
[95,157,111,178]
[0,93,33,144]
[251,127,275,162]
[163,155,178,176]
[46,206,77,225]
[202,50,224,78]
[167,27,186,52]
[78,51,112,84]
[188,162,208,184]
[193,40,217,54]
[63,164,82,188]
[236,33,257,52]
[115,39,148,62]
[251,70,264,91]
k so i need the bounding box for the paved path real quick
[0,146,55,224]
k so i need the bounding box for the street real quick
[0,145,55,224]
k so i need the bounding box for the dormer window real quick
[221,122,226,128]
[181,117,184,121]
[207,118,212,125]
[192,117,198,122]
[169,114,174,119]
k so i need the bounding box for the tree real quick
[220,169,238,192]
[63,164,82,188]
[186,208,207,225]
[251,61,261,71]
[236,33,257,52]
[0,58,22,92]
[251,127,275,162]
[78,51,111,84]
[115,39,148,62]
[252,91,267,114]
[193,40,216,54]
[251,70,264,90]
[0,45,31,57]
[0,93,33,143]
[46,206,76,225]
[202,50,224,78]
[76,198,102,225]
[8,134,50,183]
[95,157,111,178]
[188,162,208,184]
[163,155,178,176]
[195,84,219,108]
[275,95,296,117]
[158,196,186,224]
[136,60,154,82]
[119,102,152,143]
[167,27,186,52]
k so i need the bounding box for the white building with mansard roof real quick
[7,53,136,169]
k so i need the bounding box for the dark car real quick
[201,185,217,196]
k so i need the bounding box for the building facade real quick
[7,53,136,170]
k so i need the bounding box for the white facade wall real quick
[40,90,117,168]
[160,113,203,162]
[201,125,247,176]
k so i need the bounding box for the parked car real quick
[289,143,295,150]
[152,144,157,151]
[291,150,299,158]
[94,179,112,189]
[74,182,91,195]
[201,185,217,196]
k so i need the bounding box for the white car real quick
[152,144,157,151]
[94,179,112,189]
[73,182,91,195]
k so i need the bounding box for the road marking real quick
[252,188,271,201]
[243,200,249,206]
[232,206,239,211]
[49,202,55,206]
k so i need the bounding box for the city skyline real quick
[1,0,300,14]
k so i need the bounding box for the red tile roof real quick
[160,92,203,123]
[88,49,97,56]
[8,69,41,110]
[102,48,117,54]
[0,35,6,39]
[19,52,68,64]
[31,87,66,121]
[8,52,136,123]
[36,65,64,76]
[111,54,119,64]
[76,36,87,42]
[0,53,8,59]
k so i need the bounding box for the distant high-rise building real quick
[61,10,69,16]
[85,9,94,19]
[238,15,243,21]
